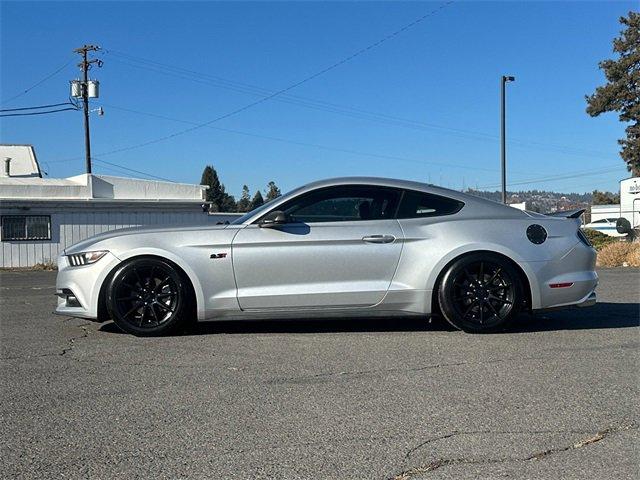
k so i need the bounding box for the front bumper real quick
[55,251,121,319]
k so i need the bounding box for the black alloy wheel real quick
[107,258,189,336]
[438,253,522,333]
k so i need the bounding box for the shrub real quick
[582,228,617,250]
[596,242,640,267]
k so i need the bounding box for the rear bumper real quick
[526,241,598,310]
[577,291,597,308]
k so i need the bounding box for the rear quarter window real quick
[396,190,464,219]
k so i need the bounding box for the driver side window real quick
[282,186,401,223]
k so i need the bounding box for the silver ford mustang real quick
[55,177,597,335]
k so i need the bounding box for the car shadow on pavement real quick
[511,302,640,333]
[98,302,639,336]
[100,316,452,335]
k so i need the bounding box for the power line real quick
[92,157,174,182]
[477,165,622,190]
[0,60,73,106]
[89,103,516,174]
[87,2,455,158]
[54,103,621,188]
[105,50,612,161]
[48,102,620,185]
[0,107,78,118]
[0,101,76,113]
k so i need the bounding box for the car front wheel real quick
[106,258,189,336]
[438,253,522,333]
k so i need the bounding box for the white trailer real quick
[620,177,640,229]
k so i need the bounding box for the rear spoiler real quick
[546,208,585,219]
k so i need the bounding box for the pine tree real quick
[265,181,282,201]
[199,165,236,212]
[200,165,222,205]
[220,194,237,212]
[586,12,640,176]
[237,185,251,212]
[249,190,264,210]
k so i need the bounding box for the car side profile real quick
[55,177,598,335]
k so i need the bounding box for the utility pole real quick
[500,75,515,204]
[72,45,102,174]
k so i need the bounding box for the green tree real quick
[220,194,237,212]
[265,181,282,201]
[592,190,620,205]
[586,12,640,176]
[200,165,221,205]
[199,165,236,212]
[249,190,264,210]
[237,185,251,212]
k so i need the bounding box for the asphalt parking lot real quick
[0,269,638,479]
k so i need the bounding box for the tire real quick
[106,258,191,336]
[437,253,522,333]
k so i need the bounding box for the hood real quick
[64,223,231,254]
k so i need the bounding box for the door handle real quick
[362,234,396,244]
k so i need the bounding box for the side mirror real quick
[259,210,290,228]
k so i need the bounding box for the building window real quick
[1,215,51,241]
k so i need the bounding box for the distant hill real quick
[465,189,594,214]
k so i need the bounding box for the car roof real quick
[234,177,526,224]
[299,176,523,211]
[299,176,466,201]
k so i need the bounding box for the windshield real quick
[230,184,307,225]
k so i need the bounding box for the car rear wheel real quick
[438,253,522,333]
[106,258,189,336]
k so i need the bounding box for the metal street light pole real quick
[501,75,515,204]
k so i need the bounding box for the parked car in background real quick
[55,177,598,336]
[582,218,626,237]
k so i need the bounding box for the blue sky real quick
[0,1,635,197]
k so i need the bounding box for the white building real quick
[508,201,527,211]
[0,145,237,268]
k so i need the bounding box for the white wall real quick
[0,204,240,268]
[590,204,620,222]
[91,175,207,200]
[0,145,41,178]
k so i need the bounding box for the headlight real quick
[66,251,108,266]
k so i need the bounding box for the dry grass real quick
[0,261,57,271]
[626,244,640,267]
[31,261,57,271]
[597,241,640,267]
